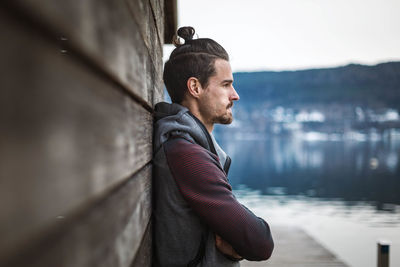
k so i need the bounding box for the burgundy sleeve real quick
[164,138,274,261]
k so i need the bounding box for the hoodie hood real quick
[153,102,229,171]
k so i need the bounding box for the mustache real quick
[227,102,233,109]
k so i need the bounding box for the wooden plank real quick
[152,71,165,104]
[130,221,152,267]
[125,0,164,105]
[0,11,152,263]
[2,165,152,267]
[149,0,165,46]
[152,0,166,104]
[241,226,348,267]
[127,0,162,61]
[6,0,163,106]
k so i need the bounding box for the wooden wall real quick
[0,1,175,266]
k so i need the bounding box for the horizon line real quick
[232,59,400,73]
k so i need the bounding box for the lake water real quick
[216,133,400,267]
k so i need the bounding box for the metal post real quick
[377,241,390,267]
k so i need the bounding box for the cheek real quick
[203,89,229,114]
[200,94,216,115]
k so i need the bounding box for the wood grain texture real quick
[127,0,163,65]
[3,165,152,267]
[130,221,152,267]
[125,0,164,105]
[0,11,152,263]
[150,0,165,46]
[7,0,164,106]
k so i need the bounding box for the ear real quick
[186,77,203,99]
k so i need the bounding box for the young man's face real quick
[198,59,240,126]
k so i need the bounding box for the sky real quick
[163,0,400,72]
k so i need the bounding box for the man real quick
[153,26,274,266]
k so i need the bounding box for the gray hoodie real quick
[153,102,238,266]
[152,102,273,266]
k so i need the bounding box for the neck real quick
[180,100,214,133]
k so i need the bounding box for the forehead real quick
[212,59,233,81]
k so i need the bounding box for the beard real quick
[211,102,234,125]
[198,97,235,126]
[214,114,233,125]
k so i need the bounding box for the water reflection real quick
[212,99,400,267]
[234,187,400,228]
[233,187,400,267]
[217,132,400,207]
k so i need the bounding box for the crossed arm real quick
[164,138,274,261]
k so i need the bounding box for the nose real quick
[230,86,240,101]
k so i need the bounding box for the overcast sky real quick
[163,0,400,72]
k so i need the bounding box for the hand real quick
[215,234,243,260]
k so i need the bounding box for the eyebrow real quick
[221,79,234,84]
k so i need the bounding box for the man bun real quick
[165,26,229,103]
[173,26,195,47]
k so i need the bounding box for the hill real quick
[233,62,400,111]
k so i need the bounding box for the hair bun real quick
[173,26,195,47]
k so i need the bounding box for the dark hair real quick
[163,26,229,103]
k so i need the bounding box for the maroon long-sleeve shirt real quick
[164,137,274,261]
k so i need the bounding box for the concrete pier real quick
[241,225,348,267]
